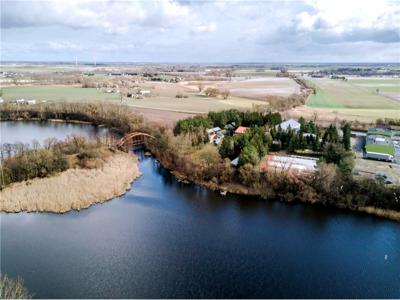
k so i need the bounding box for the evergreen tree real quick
[219,136,235,159]
[239,144,260,166]
[342,123,351,151]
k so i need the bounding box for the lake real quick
[1,121,399,298]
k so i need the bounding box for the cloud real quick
[47,41,82,51]
[1,0,399,62]
[292,0,400,44]
[1,0,198,33]
[191,22,217,34]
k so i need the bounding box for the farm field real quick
[232,69,278,77]
[1,85,121,102]
[349,78,400,93]
[306,78,400,109]
[126,95,268,113]
[1,83,269,113]
[348,77,400,101]
[286,105,400,124]
[180,77,299,100]
[0,64,84,73]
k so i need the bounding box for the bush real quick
[0,274,31,299]
[204,87,219,97]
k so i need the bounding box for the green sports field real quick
[365,144,395,156]
[1,86,120,102]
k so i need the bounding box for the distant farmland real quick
[1,86,120,102]
[283,77,400,123]
[306,78,400,109]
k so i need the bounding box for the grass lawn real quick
[365,144,395,156]
[306,78,400,109]
[1,86,120,102]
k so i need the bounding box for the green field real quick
[1,86,120,102]
[233,69,278,77]
[349,78,400,93]
[365,144,395,156]
[306,78,400,109]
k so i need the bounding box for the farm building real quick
[234,126,249,135]
[364,128,395,162]
[207,127,223,144]
[260,155,317,173]
[276,119,301,132]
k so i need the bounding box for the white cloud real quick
[48,41,81,51]
[191,22,217,34]
[1,0,399,62]
[1,0,199,33]
[292,0,400,43]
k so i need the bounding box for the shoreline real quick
[0,152,141,213]
[154,155,400,222]
[1,111,398,221]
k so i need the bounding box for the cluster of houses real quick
[0,71,20,78]
[14,99,38,105]
[102,87,151,99]
[207,124,250,146]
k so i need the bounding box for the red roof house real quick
[234,126,249,135]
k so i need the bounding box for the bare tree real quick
[220,90,230,99]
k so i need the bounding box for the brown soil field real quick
[180,77,300,100]
[0,152,140,213]
[130,107,196,127]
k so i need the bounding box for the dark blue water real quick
[1,122,399,298]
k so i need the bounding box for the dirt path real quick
[0,152,140,213]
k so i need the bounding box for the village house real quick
[234,126,249,135]
[207,127,222,144]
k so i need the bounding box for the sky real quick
[1,0,399,63]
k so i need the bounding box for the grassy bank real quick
[0,152,140,213]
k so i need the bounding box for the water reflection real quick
[1,121,399,299]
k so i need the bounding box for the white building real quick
[276,119,301,132]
